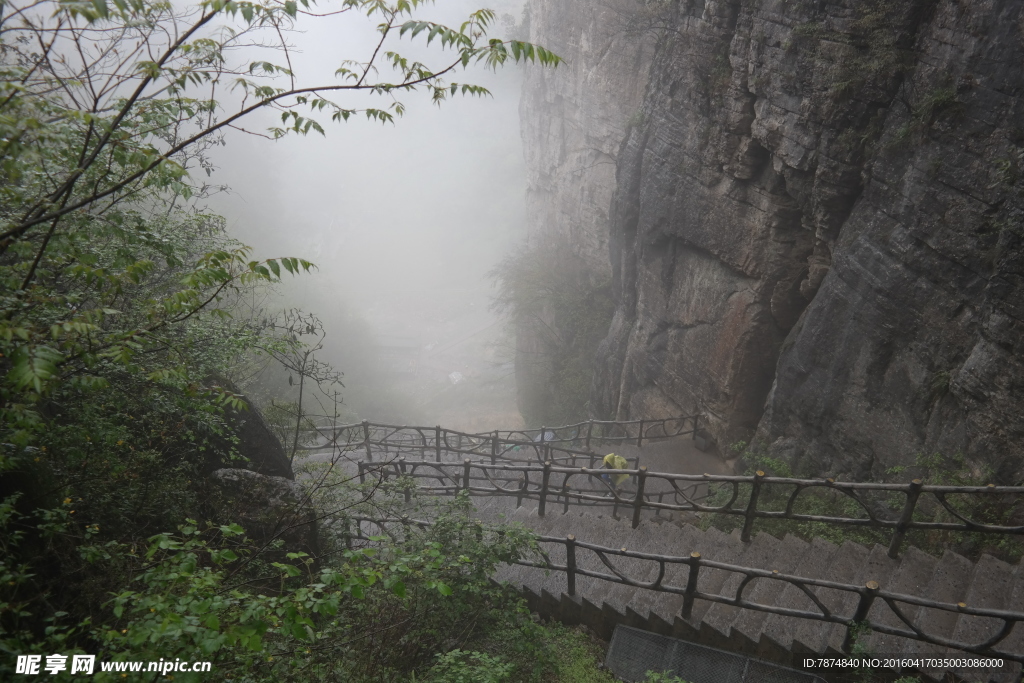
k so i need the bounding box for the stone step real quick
[600,516,667,615]
[789,540,869,655]
[947,554,1016,683]
[625,522,706,628]
[989,558,1024,683]
[759,537,840,658]
[864,545,940,656]
[532,512,583,598]
[730,534,812,652]
[823,543,900,654]
[684,527,747,629]
[573,514,634,602]
[485,504,1021,682]
[901,549,975,681]
[701,531,786,650]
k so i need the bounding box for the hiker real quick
[601,452,629,491]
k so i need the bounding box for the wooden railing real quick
[297,415,700,465]
[347,516,1024,665]
[355,459,1024,559]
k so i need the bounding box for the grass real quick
[541,623,618,683]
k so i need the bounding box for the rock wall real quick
[516,0,656,422]
[523,0,1024,481]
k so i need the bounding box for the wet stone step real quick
[599,519,666,613]
[988,558,1024,683]
[904,550,979,682]
[684,527,747,628]
[865,545,940,657]
[731,534,812,650]
[758,536,839,658]
[790,540,868,655]
[948,554,1015,683]
[627,522,706,624]
[702,532,786,648]
[823,543,900,654]
[901,549,974,672]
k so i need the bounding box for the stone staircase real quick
[473,494,1024,683]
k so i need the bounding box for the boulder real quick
[209,468,319,561]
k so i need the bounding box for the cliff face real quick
[516,0,655,422]
[522,0,1024,481]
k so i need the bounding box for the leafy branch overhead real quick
[0,0,560,253]
[0,0,559,436]
[0,1,562,678]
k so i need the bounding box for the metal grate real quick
[606,625,826,683]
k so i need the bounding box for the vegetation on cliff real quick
[491,239,615,427]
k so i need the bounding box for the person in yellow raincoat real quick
[601,452,630,490]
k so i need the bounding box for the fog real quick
[207,1,529,431]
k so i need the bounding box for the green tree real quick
[1,0,559,444]
[0,0,560,677]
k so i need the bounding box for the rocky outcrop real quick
[225,399,294,479]
[753,1,1024,481]
[522,0,1024,481]
[209,468,319,559]
[204,377,294,479]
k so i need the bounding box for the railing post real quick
[843,580,880,652]
[435,425,442,462]
[563,482,571,514]
[585,419,594,451]
[566,535,577,596]
[362,420,373,462]
[682,551,701,618]
[741,470,765,542]
[358,461,366,485]
[491,430,498,465]
[888,479,923,559]
[539,461,552,517]
[343,517,352,550]
[637,419,644,448]
[516,472,527,508]
[398,457,410,503]
[462,458,472,494]
[631,466,648,529]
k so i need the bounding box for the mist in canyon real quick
[207,0,531,432]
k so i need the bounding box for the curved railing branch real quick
[345,517,1024,663]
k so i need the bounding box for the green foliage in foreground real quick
[0,0,561,679]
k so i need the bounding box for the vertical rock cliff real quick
[520,0,1024,481]
[515,0,655,423]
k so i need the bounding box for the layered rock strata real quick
[522,0,1024,480]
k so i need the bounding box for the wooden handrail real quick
[345,516,1024,664]
[355,458,1024,557]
